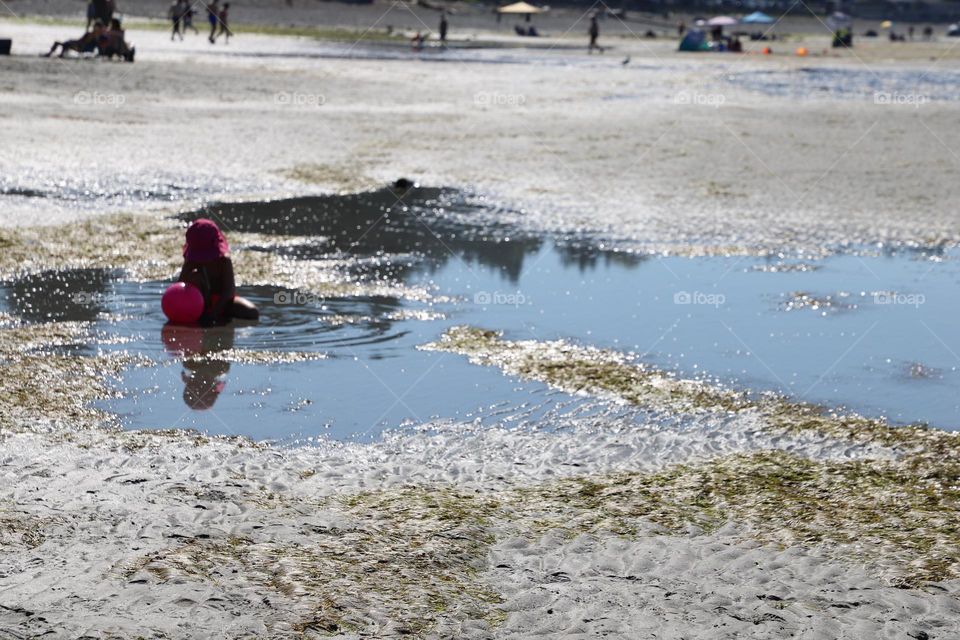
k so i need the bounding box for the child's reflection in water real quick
[161,322,235,411]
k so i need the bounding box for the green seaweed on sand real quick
[419,326,960,585]
[122,487,504,637]
[0,508,54,549]
[0,213,427,300]
[0,320,144,431]
[421,326,752,415]
[422,326,959,453]
[513,450,960,585]
[279,163,379,193]
[88,443,960,639]
[0,214,183,281]
[0,320,92,354]
[339,450,960,587]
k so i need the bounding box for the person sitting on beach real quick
[97,18,136,61]
[43,21,103,58]
[178,219,259,324]
[411,30,425,51]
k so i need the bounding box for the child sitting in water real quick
[178,218,259,324]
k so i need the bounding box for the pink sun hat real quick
[183,218,230,262]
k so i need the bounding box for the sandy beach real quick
[1,14,959,252]
[2,3,960,638]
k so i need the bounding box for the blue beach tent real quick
[741,11,775,24]
[678,29,709,51]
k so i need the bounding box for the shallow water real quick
[2,187,957,440]
[723,65,960,101]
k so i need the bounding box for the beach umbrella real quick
[707,15,738,26]
[497,2,547,14]
[741,11,775,25]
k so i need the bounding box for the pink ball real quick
[161,282,205,324]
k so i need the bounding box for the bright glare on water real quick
[2,188,957,441]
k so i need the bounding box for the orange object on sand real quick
[796,47,808,56]
[762,46,771,54]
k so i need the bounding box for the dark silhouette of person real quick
[98,18,135,61]
[178,218,259,323]
[217,3,232,44]
[439,12,449,44]
[589,15,603,53]
[207,0,219,44]
[91,0,115,25]
[169,0,185,41]
[44,21,103,57]
[86,1,96,31]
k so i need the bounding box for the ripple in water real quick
[3,186,959,440]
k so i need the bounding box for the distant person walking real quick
[677,20,686,38]
[169,0,185,41]
[207,0,219,43]
[86,1,96,31]
[439,11,449,44]
[217,3,232,43]
[183,5,198,34]
[588,14,604,53]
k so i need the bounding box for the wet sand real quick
[2,11,960,640]
[1,20,959,253]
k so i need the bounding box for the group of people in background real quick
[43,0,229,62]
[890,24,936,41]
[170,0,231,44]
[45,13,135,61]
